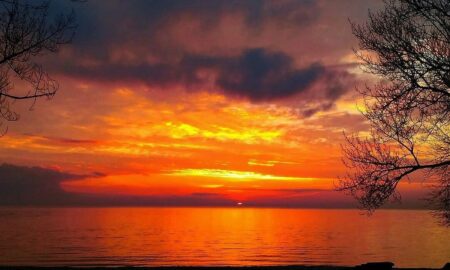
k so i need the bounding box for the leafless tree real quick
[339,0,449,225]
[0,0,77,132]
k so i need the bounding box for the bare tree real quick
[339,0,449,225]
[0,0,77,132]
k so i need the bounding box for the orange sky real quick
[0,0,431,207]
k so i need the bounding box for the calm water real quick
[0,208,448,268]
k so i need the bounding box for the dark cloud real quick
[211,49,324,101]
[60,48,352,103]
[0,163,83,205]
[112,0,319,27]
[40,0,357,114]
[245,194,357,209]
[296,68,357,117]
[0,164,429,208]
[66,0,319,54]
[0,164,235,206]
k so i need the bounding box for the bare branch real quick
[341,0,450,225]
[0,0,78,130]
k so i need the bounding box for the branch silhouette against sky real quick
[339,0,449,225]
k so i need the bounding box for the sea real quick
[0,207,448,268]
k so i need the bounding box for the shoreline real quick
[0,265,445,270]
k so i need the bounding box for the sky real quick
[0,0,432,208]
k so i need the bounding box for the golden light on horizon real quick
[166,169,318,182]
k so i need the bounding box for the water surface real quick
[0,208,448,267]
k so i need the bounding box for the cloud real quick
[210,49,324,101]
[305,112,370,132]
[67,0,320,55]
[0,163,83,205]
[0,163,430,208]
[59,48,353,104]
[22,134,99,145]
[295,68,358,117]
[39,0,361,115]
[0,163,235,206]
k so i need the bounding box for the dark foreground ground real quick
[1,263,448,270]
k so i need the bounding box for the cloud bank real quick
[0,163,428,209]
[43,0,359,115]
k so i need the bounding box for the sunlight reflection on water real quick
[0,208,448,268]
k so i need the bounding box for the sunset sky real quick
[0,0,430,207]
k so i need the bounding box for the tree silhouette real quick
[0,0,77,132]
[339,0,449,225]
